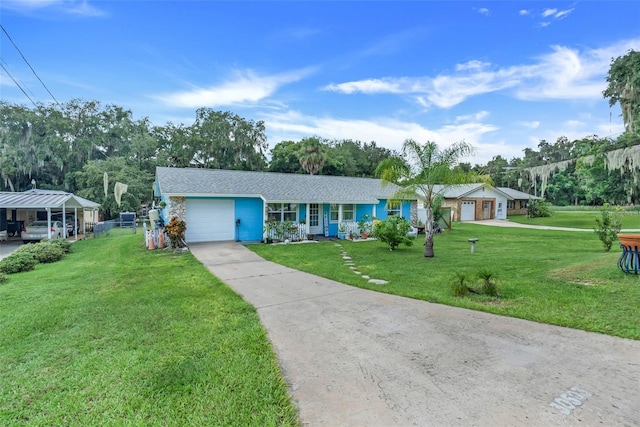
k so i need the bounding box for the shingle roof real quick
[155,167,405,203]
[0,189,100,209]
[496,187,541,200]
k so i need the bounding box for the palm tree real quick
[298,137,326,175]
[376,139,485,257]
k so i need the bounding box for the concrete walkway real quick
[470,218,640,232]
[190,242,639,426]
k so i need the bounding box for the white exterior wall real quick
[464,187,508,220]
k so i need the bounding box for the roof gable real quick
[432,184,514,200]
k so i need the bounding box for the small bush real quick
[46,238,73,254]
[477,269,499,296]
[528,199,552,218]
[372,215,414,251]
[451,272,469,297]
[594,203,624,251]
[0,252,38,274]
[15,241,65,264]
[0,273,8,283]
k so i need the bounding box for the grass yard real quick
[508,211,640,229]
[249,223,640,340]
[0,235,298,426]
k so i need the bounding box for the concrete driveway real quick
[0,240,22,261]
[190,242,640,426]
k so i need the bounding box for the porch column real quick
[305,203,310,235]
[74,207,78,241]
[372,203,377,218]
[338,204,343,224]
[46,208,52,239]
[62,203,67,239]
[262,199,267,240]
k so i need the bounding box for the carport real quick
[0,189,100,241]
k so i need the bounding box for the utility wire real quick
[0,60,37,107]
[1,23,60,106]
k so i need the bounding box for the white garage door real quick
[460,201,475,221]
[185,199,235,242]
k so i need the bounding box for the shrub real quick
[477,269,498,296]
[594,203,624,251]
[372,215,414,251]
[0,252,38,274]
[527,199,552,218]
[46,238,73,254]
[15,241,65,264]
[0,273,8,283]
[450,272,469,297]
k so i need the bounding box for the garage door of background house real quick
[185,199,235,242]
[460,201,475,221]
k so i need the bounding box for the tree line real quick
[0,100,394,218]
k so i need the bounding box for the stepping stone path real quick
[334,242,388,285]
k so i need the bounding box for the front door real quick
[483,201,492,219]
[309,203,322,235]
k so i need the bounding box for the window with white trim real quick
[330,204,355,222]
[330,204,339,222]
[387,203,401,217]
[342,204,355,221]
[267,203,298,222]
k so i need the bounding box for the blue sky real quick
[1,1,639,165]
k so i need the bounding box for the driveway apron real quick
[190,242,640,426]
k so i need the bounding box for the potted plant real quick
[338,222,347,240]
[358,214,372,239]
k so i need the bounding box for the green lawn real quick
[508,211,640,229]
[249,224,640,340]
[0,235,298,426]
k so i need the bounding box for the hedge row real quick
[0,239,73,277]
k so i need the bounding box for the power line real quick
[1,23,60,106]
[0,59,37,107]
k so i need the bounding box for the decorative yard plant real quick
[594,203,624,251]
[165,216,187,248]
[372,215,414,251]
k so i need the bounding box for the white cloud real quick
[324,79,404,94]
[455,111,490,123]
[554,8,575,19]
[455,60,490,71]
[323,38,640,108]
[519,121,540,129]
[540,7,575,23]
[1,0,105,16]
[565,120,585,128]
[516,39,640,100]
[478,8,490,16]
[260,109,501,164]
[158,68,314,108]
[519,9,530,16]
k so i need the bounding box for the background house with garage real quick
[153,167,414,243]
[419,184,539,222]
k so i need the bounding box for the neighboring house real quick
[418,184,539,222]
[153,167,415,243]
[496,187,541,216]
[0,189,100,239]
